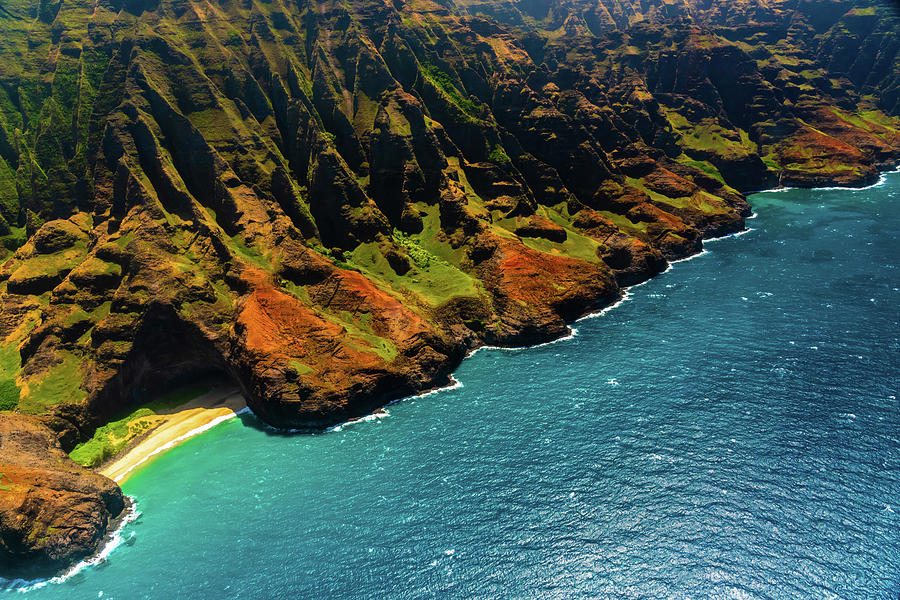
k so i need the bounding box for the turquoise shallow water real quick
[8,174,900,599]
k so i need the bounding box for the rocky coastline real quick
[2,162,897,580]
[0,0,898,578]
[0,414,124,579]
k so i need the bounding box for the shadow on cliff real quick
[69,304,249,448]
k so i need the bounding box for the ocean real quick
[8,173,900,599]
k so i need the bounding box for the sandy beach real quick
[99,386,247,484]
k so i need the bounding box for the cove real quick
[8,174,900,599]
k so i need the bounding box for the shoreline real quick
[14,167,897,590]
[754,164,900,194]
[93,168,900,446]
[257,165,900,435]
[389,166,900,408]
[98,386,246,484]
[1,387,247,590]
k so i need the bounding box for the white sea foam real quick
[812,169,898,191]
[575,290,632,322]
[17,166,896,589]
[413,375,463,398]
[11,499,141,592]
[328,409,391,432]
[668,250,709,266]
[758,185,796,193]
[317,187,782,440]
[3,408,245,590]
[758,166,899,194]
[576,270,669,323]
[705,227,755,243]
[578,246,717,322]
[529,327,579,348]
[661,249,710,274]
[815,181,883,191]
[465,325,580,357]
[324,376,465,433]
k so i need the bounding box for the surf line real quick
[103,407,251,484]
[9,500,142,592]
[761,164,900,194]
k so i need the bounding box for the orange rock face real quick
[231,267,458,427]
[474,235,619,345]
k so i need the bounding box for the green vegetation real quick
[311,244,359,272]
[420,61,480,118]
[656,191,731,214]
[762,155,780,170]
[8,243,87,286]
[0,312,38,411]
[487,145,512,166]
[341,321,399,363]
[662,109,756,160]
[18,350,85,414]
[69,408,158,468]
[0,158,19,224]
[289,360,315,376]
[675,155,726,184]
[392,230,434,269]
[349,229,482,308]
[0,380,19,411]
[502,207,603,264]
[75,256,122,278]
[0,226,27,253]
[226,234,272,270]
[626,177,731,216]
[0,0,894,438]
[69,382,213,467]
[830,108,899,141]
[598,211,649,235]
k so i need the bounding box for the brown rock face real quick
[0,415,124,578]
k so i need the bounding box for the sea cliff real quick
[0,0,897,575]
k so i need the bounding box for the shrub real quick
[0,380,19,411]
[488,145,512,166]
[392,231,433,269]
[69,439,108,468]
[421,62,480,117]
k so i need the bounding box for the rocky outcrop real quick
[0,0,896,576]
[0,415,124,578]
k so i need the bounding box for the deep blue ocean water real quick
[8,174,900,599]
